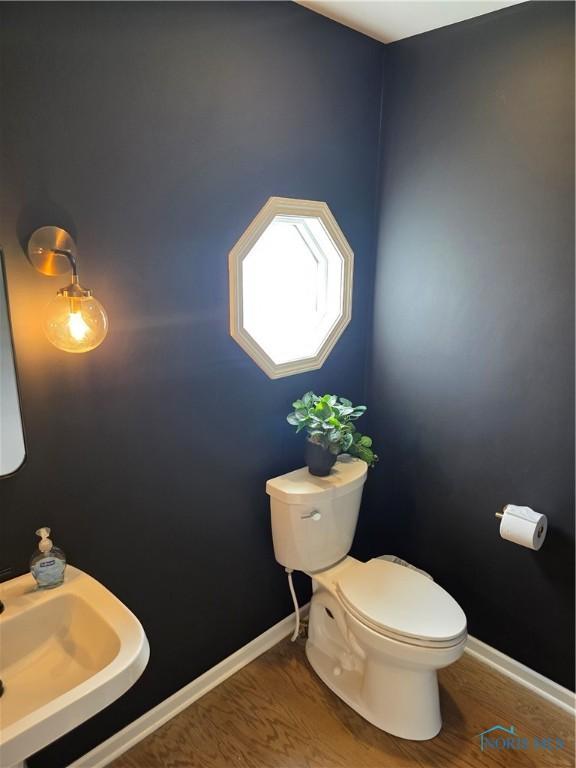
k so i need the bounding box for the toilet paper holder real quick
[495,507,546,539]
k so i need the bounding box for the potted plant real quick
[286,391,378,476]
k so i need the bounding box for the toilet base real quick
[306,640,442,741]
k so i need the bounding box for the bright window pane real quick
[243,218,331,364]
[230,199,353,378]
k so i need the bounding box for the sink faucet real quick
[0,568,10,700]
[0,590,3,697]
[0,565,12,613]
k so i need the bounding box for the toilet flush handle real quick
[301,510,322,521]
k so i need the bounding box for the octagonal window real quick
[229,198,354,379]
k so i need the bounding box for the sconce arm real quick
[52,248,79,278]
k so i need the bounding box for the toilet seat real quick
[335,559,467,648]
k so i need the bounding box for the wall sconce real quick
[27,226,108,353]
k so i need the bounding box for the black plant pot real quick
[305,440,337,477]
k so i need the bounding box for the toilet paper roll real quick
[499,505,547,550]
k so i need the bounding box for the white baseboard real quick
[465,635,575,714]
[66,614,574,768]
[66,605,309,768]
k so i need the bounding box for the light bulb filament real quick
[68,310,90,341]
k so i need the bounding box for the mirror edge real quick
[0,248,27,477]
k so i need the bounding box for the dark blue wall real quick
[0,3,382,764]
[361,1,575,689]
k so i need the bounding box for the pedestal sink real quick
[0,566,149,768]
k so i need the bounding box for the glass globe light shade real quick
[44,292,108,353]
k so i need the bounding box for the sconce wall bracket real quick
[27,226,78,277]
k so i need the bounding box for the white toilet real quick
[266,458,467,741]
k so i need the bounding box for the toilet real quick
[266,458,467,741]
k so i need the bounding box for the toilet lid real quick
[336,559,467,645]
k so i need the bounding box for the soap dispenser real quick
[30,527,66,588]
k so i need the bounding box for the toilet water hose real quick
[286,568,299,642]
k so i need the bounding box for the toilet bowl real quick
[305,557,467,740]
[266,459,467,740]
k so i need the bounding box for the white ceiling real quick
[297,1,526,44]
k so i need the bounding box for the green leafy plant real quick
[286,391,378,467]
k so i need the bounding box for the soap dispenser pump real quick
[30,527,66,589]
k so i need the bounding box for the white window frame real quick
[229,197,354,379]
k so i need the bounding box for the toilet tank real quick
[266,459,367,573]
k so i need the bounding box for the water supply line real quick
[285,568,300,641]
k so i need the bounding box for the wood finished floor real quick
[111,636,575,768]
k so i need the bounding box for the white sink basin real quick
[0,566,149,767]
